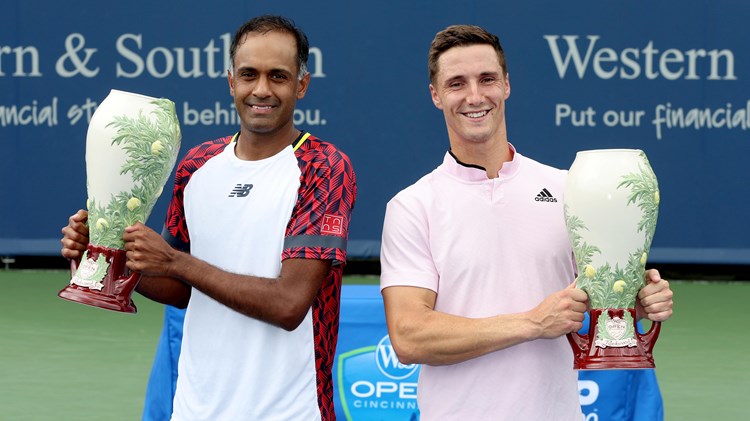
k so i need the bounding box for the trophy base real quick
[573,354,655,370]
[568,308,661,371]
[58,284,137,313]
[59,244,141,314]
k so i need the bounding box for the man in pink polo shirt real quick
[379,25,674,420]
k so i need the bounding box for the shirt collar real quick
[443,143,521,181]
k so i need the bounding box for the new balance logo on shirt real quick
[228,184,253,198]
[535,188,558,202]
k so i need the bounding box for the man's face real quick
[429,44,510,145]
[228,31,309,136]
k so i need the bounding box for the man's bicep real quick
[280,258,331,291]
[381,285,437,358]
[382,285,437,323]
[276,259,330,322]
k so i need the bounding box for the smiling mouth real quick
[463,110,488,118]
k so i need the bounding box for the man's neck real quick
[449,137,512,179]
[234,126,300,161]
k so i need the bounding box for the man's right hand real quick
[529,282,588,339]
[61,209,89,260]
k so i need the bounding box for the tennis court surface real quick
[1,270,747,420]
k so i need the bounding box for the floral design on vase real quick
[70,97,180,289]
[60,90,181,313]
[564,151,659,348]
[85,98,180,250]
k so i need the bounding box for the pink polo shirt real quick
[380,147,582,420]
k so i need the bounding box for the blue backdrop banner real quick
[2,0,749,263]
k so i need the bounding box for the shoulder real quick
[296,134,353,165]
[517,153,568,182]
[181,135,234,163]
[386,170,437,214]
[171,136,233,186]
[174,135,233,178]
[295,134,355,176]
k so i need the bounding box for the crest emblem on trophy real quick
[58,89,181,313]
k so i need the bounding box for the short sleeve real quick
[162,156,191,252]
[379,191,439,292]
[283,144,357,265]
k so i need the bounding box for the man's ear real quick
[296,72,311,100]
[504,73,511,100]
[227,69,235,97]
[430,84,443,110]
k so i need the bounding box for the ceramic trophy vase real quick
[563,149,660,369]
[58,89,181,313]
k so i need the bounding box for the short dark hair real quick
[229,15,310,79]
[428,25,507,84]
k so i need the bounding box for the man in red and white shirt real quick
[62,15,356,420]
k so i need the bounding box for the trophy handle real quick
[567,330,589,356]
[112,269,143,298]
[69,258,80,277]
[638,320,661,352]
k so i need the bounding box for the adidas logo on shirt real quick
[535,188,558,202]
[228,183,253,198]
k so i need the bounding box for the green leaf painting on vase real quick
[565,151,659,310]
[87,99,180,249]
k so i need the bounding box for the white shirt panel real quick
[172,144,320,421]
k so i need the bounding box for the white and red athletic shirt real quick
[380,145,582,421]
[162,131,356,421]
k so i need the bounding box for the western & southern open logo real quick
[337,335,420,420]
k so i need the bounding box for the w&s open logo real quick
[375,336,419,380]
[336,335,420,420]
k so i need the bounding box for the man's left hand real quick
[636,269,674,322]
[123,222,177,277]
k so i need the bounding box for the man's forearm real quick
[163,252,328,331]
[135,274,191,308]
[388,309,539,366]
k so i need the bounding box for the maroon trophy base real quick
[567,308,661,370]
[58,244,141,314]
